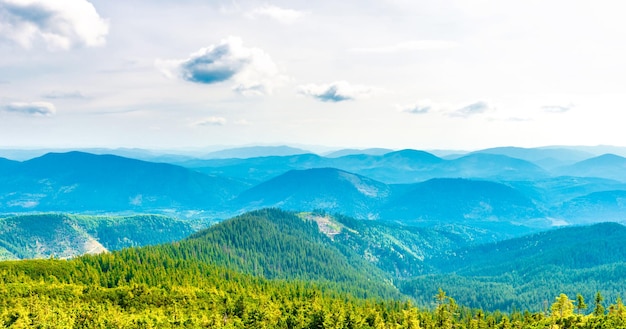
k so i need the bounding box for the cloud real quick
[450,101,492,117]
[298,81,373,102]
[398,100,433,114]
[2,101,56,116]
[234,119,251,126]
[542,104,574,113]
[246,5,303,24]
[0,0,109,50]
[352,40,458,53]
[156,36,285,96]
[43,90,87,99]
[194,116,227,126]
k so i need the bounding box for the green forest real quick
[2,247,626,328]
[2,209,626,328]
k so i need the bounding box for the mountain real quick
[381,178,547,235]
[172,208,400,298]
[507,176,626,208]
[438,222,626,274]
[0,147,200,162]
[554,153,626,181]
[554,190,626,224]
[471,146,594,169]
[183,153,326,183]
[324,148,394,157]
[401,222,626,311]
[0,213,105,259]
[0,213,418,327]
[0,157,19,170]
[552,145,626,158]
[204,145,312,159]
[0,213,194,259]
[233,168,392,219]
[0,151,248,214]
[183,149,549,184]
[442,153,550,180]
[342,149,444,183]
[335,150,548,182]
[313,212,501,277]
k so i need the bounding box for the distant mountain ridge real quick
[204,145,312,159]
[0,151,248,214]
[234,168,392,219]
[470,146,594,169]
[2,149,626,237]
[553,153,626,181]
[381,178,544,225]
[324,148,394,158]
[188,149,549,184]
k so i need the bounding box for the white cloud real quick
[352,40,458,53]
[542,104,574,113]
[43,90,87,99]
[0,0,109,50]
[194,116,227,126]
[234,119,251,126]
[156,36,285,96]
[450,101,493,118]
[398,100,434,114]
[246,5,303,24]
[2,101,56,116]
[298,81,374,102]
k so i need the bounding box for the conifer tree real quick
[594,292,605,316]
[551,293,574,319]
[576,293,587,315]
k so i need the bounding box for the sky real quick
[1,0,626,151]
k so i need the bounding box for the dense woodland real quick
[0,209,626,328]
[2,247,626,328]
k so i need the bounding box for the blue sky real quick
[1,0,625,151]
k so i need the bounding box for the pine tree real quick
[551,293,574,319]
[594,292,605,316]
[576,293,587,315]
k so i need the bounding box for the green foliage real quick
[0,213,194,259]
[399,222,626,311]
[0,233,419,328]
[181,208,400,299]
[1,219,626,328]
[551,293,574,319]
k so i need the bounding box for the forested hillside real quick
[2,217,626,328]
[0,213,194,260]
[400,223,626,311]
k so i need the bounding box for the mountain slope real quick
[554,153,626,181]
[204,145,311,159]
[471,146,593,169]
[401,222,626,311]
[0,157,19,170]
[555,190,626,224]
[324,148,393,157]
[443,153,549,180]
[172,208,399,297]
[438,222,626,274]
[183,149,549,184]
[310,212,501,277]
[234,168,392,219]
[0,213,195,259]
[0,151,248,213]
[0,214,107,259]
[381,178,545,229]
[186,153,326,183]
